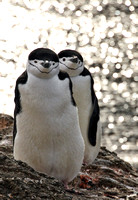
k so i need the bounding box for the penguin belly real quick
[14,75,84,183]
[71,76,102,164]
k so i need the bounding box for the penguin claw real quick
[63,180,82,194]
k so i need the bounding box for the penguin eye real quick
[53,62,55,65]
[34,60,38,63]
[62,58,66,62]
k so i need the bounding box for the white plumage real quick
[13,48,84,184]
[58,49,102,165]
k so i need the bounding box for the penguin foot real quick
[79,173,94,189]
[63,181,69,190]
[83,158,92,166]
[82,161,87,165]
[63,181,82,194]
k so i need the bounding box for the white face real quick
[27,59,59,79]
[59,56,84,77]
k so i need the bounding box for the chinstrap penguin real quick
[13,48,85,185]
[58,49,102,165]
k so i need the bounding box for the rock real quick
[0,114,138,199]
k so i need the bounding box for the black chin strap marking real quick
[59,61,82,71]
[30,63,58,74]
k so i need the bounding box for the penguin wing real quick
[13,70,28,144]
[58,71,76,106]
[80,68,100,146]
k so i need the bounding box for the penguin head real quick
[27,48,59,79]
[58,49,84,77]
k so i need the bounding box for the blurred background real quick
[0,0,137,169]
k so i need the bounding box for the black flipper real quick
[88,95,100,146]
[80,68,100,146]
[58,71,76,107]
[13,70,28,145]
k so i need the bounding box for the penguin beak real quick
[70,57,78,63]
[42,60,50,68]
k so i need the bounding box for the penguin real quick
[58,49,102,165]
[13,48,85,185]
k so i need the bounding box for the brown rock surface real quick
[0,114,138,199]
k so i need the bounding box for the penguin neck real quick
[67,66,84,77]
[27,66,60,80]
[27,71,59,88]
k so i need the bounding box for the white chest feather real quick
[71,76,93,132]
[71,75,102,164]
[14,73,84,182]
